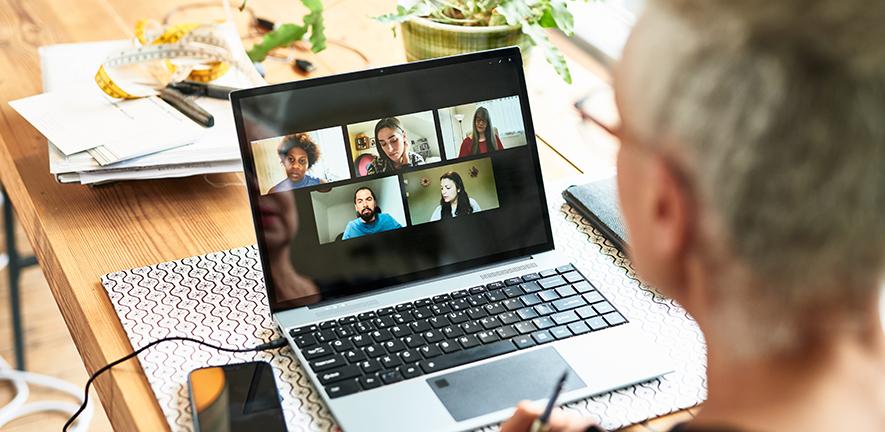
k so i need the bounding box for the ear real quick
[648,156,692,258]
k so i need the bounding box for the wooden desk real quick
[0,0,684,430]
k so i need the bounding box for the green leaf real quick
[302,0,326,52]
[374,2,433,25]
[247,23,308,62]
[496,0,537,26]
[539,8,557,28]
[522,22,572,83]
[548,0,574,35]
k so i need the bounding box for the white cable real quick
[0,354,93,431]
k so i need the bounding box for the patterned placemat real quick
[101,195,707,431]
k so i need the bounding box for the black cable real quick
[62,336,287,431]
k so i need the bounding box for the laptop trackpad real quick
[427,347,586,422]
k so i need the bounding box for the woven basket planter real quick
[401,16,532,62]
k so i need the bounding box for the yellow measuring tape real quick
[95,20,235,99]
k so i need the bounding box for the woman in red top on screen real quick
[458,107,504,157]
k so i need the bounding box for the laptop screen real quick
[232,48,554,311]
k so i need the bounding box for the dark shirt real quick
[587,423,742,432]
[365,151,424,175]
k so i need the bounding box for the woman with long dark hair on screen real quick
[458,106,504,157]
[430,171,481,221]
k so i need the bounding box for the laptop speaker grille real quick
[478,263,538,280]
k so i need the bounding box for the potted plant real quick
[242,0,327,63]
[376,0,588,83]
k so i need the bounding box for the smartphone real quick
[188,360,288,432]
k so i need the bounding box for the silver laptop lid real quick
[231,47,554,312]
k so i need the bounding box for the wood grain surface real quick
[0,0,666,430]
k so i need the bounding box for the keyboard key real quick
[398,349,420,363]
[441,325,464,339]
[532,317,555,329]
[390,325,410,337]
[359,359,382,374]
[503,286,523,298]
[422,329,444,343]
[451,289,468,298]
[393,312,415,324]
[303,344,332,360]
[431,304,452,316]
[485,282,504,290]
[290,325,317,337]
[486,290,506,302]
[496,325,519,339]
[358,311,376,321]
[467,294,488,307]
[603,312,627,325]
[593,302,615,315]
[315,330,337,343]
[514,321,536,334]
[382,339,406,353]
[438,340,460,353]
[513,335,536,349]
[568,321,591,335]
[539,269,557,278]
[371,329,393,342]
[395,302,413,311]
[520,281,542,293]
[432,294,451,303]
[326,379,361,398]
[318,365,361,385]
[550,326,573,339]
[498,311,520,324]
[363,344,383,358]
[466,307,488,320]
[539,290,560,302]
[402,334,425,348]
[503,298,523,311]
[520,293,542,306]
[484,302,506,315]
[450,298,470,311]
[294,334,317,348]
[479,316,502,329]
[336,325,355,338]
[531,330,555,344]
[457,335,480,349]
[311,355,347,372]
[380,370,403,384]
[556,264,576,273]
[553,296,588,312]
[575,305,598,319]
[359,375,381,390]
[419,344,442,358]
[354,321,373,333]
[380,354,402,368]
[414,298,432,307]
[534,304,556,316]
[428,316,450,328]
[469,286,486,294]
[342,349,366,363]
[477,330,499,344]
[555,285,577,298]
[400,364,423,379]
[409,320,431,333]
[331,339,354,352]
[562,271,584,283]
[418,340,516,373]
[373,316,395,328]
[351,334,371,347]
[551,311,579,325]
[517,307,539,320]
[338,316,357,325]
[461,321,482,334]
[586,317,609,331]
[572,281,594,293]
[539,275,567,289]
[319,320,338,329]
[413,307,433,320]
[447,311,469,324]
[377,307,395,316]
[521,273,541,282]
[583,291,605,304]
[504,277,522,286]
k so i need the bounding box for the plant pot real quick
[401,16,531,63]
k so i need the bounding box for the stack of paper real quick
[9,34,263,184]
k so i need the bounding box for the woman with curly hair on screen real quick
[269,133,326,193]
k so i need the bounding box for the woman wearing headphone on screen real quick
[458,107,504,157]
[430,171,481,222]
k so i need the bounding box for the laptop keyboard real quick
[287,264,628,399]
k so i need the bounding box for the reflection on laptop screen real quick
[233,49,553,310]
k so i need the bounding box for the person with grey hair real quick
[502,0,885,431]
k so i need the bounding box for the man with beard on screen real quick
[342,186,402,239]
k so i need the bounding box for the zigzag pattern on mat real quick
[101,196,707,432]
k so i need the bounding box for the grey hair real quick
[623,0,885,351]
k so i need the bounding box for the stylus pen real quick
[158,87,214,127]
[529,370,569,432]
[168,80,237,99]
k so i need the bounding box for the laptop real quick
[231,47,672,432]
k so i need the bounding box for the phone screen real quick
[188,361,287,432]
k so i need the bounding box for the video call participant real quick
[257,192,319,302]
[342,187,403,239]
[430,171,481,221]
[366,117,425,175]
[270,133,326,193]
[458,106,503,157]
